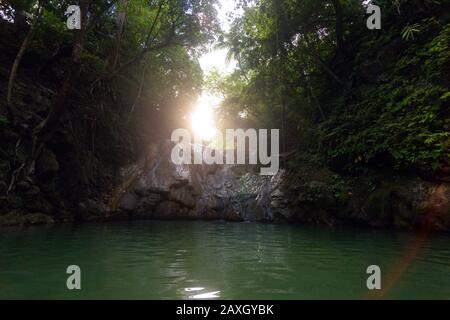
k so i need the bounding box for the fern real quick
[402,23,421,40]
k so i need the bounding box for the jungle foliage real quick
[212,0,450,177]
[0,0,222,201]
[1,0,449,185]
[1,0,220,158]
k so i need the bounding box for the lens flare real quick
[190,99,217,141]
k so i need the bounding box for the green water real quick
[0,221,449,299]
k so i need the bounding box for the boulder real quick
[78,199,105,221]
[154,201,186,219]
[120,192,138,211]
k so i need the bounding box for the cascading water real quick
[113,140,288,222]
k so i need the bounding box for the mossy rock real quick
[362,188,394,227]
[77,199,106,221]
[0,212,54,227]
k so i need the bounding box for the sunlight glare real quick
[190,96,218,141]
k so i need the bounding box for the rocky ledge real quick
[1,136,449,231]
[110,140,450,231]
[112,140,284,222]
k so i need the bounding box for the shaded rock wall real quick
[114,140,285,222]
[113,141,450,231]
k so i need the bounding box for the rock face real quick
[349,179,450,231]
[113,141,450,231]
[278,168,450,231]
[115,140,285,222]
[1,118,447,231]
[0,212,54,227]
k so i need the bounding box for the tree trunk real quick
[304,35,344,86]
[90,0,169,89]
[109,0,129,73]
[31,0,91,167]
[5,2,43,123]
[331,0,345,57]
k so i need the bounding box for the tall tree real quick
[331,0,345,57]
[108,0,130,73]
[5,1,43,123]
[31,0,92,166]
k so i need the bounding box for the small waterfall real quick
[112,140,288,222]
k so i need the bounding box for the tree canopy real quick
[211,0,450,175]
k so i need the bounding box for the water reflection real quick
[0,221,449,299]
[181,287,221,299]
[192,291,221,299]
[185,287,205,292]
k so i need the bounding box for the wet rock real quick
[344,176,450,231]
[154,201,181,219]
[169,187,196,209]
[78,199,105,221]
[361,188,396,227]
[420,184,450,231]
[24,213,55,225]
[111,140,449,231]
[120,192,138,211]
[139,141,191,194]
[197,194,223,213]
[224,206,244,221]
[0,212,54,227]
[139,193,161,210]
[114,141,287,222]
[270,188,291,221]
[0,211,24,226]
[24,197,53,214]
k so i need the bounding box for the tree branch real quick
[5,1,43,123]
[331,0,345,55]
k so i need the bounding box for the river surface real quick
[0,221,449,299]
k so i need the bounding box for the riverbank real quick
[1,14,448,232]
[1,136,449,232]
